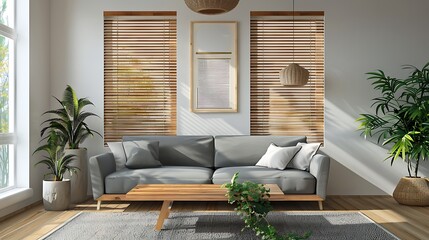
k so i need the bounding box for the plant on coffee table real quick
[223,173,310,240]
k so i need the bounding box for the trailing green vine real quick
[223,173,310,240]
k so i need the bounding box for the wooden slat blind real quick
[250,12,325,143]
[104,12,177,143]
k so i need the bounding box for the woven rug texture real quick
[42,211,398,240]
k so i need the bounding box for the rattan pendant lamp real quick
[184,0,239,15]
[279,0,309,86]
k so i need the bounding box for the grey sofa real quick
[89,135,330,208]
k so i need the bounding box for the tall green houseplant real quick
[41,85,101,149]
[357,62,429,178]
[41,85,101,203]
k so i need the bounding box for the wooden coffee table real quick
[126,184,285,230]
[96,183,324,230]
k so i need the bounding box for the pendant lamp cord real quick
[292,0,295,63]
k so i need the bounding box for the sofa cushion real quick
[212,166,316,194]
[107,142,127,171]
[214,136,306,168]
[287,142,322,170]
[123,140,161,169]
[105,166,213,194]
[123,136,214,168]
[256,144,301,170]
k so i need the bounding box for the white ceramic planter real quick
[43,180,71,211]
[64,148,88,203]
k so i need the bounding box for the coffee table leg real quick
[318,201,324,210]
[155,200,173,230]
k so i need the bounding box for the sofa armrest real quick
[89,153,116,200]
[309,153,330,200]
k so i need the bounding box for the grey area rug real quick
[42,211,398,240]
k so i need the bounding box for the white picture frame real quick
[190,21,238,112]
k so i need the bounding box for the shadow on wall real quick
[323,98,429,195]
[177,81,245,135]
[178,106,243,135]
[418,160,429,175]
[327,157,386,195]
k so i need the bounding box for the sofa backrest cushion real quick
[214,136,306,168]
[107,142,127,171]
[123,136,214,168]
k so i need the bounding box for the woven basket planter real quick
[393,177,429,206]
[184,0,239,15]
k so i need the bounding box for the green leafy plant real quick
[41,85,101,149]
[223,173,310,240]
[357,62,429,177]
[34,131,78,181]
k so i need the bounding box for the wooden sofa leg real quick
[97,200,102,210]
[318,201,323,210]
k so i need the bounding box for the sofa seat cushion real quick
[105,166,213,194]
[212,166,315,194]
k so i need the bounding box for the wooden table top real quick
[125,184,285,201]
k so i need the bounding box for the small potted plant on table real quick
[223,173,310,240]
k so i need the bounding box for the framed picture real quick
[190,21,238,112]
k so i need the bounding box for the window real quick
[0,0,15,192]
[250,11,325,143]
[104,12,177,143]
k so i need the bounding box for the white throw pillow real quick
[256,144,302,170]
[287,142,322,170]
[107,142,127,171]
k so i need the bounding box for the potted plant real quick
[223,173,310,240]
[34,131,78,210]
[41,85,101,203]
[357,62,429,206]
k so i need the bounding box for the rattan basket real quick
[393,177,429,206]
[184,0,239,15]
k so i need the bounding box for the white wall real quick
[29,0,51,207]
[48,0,429,195]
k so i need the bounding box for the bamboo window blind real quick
[250,12,325,143]
[104,12,177,143]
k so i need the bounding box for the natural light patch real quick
[365,210,407,223]
[178,106,243,135]
[324,99,404,195]
[322,214,371,225]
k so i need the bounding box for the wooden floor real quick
[0,196,428,240]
